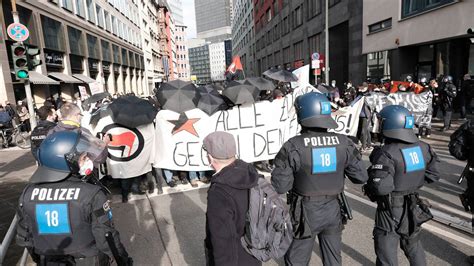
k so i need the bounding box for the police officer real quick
[31,106,57,161]
[271,92,368,265]
[16,131,132,265]
[364,105,440,266]
[439,75,457,131]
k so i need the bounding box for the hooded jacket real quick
[205,159,261,266]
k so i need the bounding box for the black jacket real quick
[440,82,457,110]
[31,120,56,160]
[205,159,261,266]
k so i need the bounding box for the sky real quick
[181,0,197,39]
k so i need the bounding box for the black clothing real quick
[460,80,474,118]
[439,82,457,128]
[16,177,128,263]
[31,120,56,160]
[272,129,368,265]
[205,159,261,266]
[367,140,440,266]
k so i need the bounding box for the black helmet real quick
[295,92,337,129]
[378,105,418,143]
[31,131,105,183]
[405,75,413,82]
[442,75,453,83]
[419,77,428,86]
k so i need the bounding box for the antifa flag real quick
[226,56,245,81]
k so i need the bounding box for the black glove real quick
[363,183,378,202]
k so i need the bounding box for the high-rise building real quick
[0,0,145,104]
[195,0,233,42]
[188,41,211,85]
[176,25,190,80]
[363,0,474,83]
[232,0,256,77]
[168,0,184,25]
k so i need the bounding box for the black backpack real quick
[449,121,470,161]
[241,177,293,262]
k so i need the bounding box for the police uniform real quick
[16,131,130,265]
[271,92,368,266]
[366,105,440,266]
[31,120,56,160]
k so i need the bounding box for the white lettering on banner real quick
[31,188,81,201]
[328,97,365,137]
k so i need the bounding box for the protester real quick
[365,105,440,265]
[439,75,457,131]
[460,74,473,119]
[204,131,261,266]
[271,92,368,265]
[418,77,433,138]
[16,100,30,132]
[30,106,57,160]
[430,79,440,119]
[356,82,373,152]
[16,131,131,264]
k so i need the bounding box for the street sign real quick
[7,23,29,42]
[311,52,320,60]
[312,60,320,69]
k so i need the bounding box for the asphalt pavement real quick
[0,117,473,265]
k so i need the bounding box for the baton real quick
[105,232,126,266]
[458,163,470,184]
[339,192,353,220]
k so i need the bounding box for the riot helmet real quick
[442,75,453,83]
[378,105,418,143]
[295,92,337,129]
[31,131,105,183]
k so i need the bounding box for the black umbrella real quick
[89,104,113,126]
[157,79,198,113]
[196,86,228,115]
[226,80,245,88]
[262,68,278,77]
[267,69,298,82]
[84,92,111,105]
[244,77,276,91]
[222,84,259,105]
[108,96,158,128]
[316,84,330,94]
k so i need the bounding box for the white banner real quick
[328,97,364,137]
[291,65,310,88]
[90,81,104,95]
[92,116,155,179]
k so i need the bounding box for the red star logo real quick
[168,113,200,137]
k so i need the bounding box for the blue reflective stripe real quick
[312,147,337,173]
[36,203,71,235]
[401,146,425,173]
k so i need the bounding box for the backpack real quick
[449,121,470,161]
[241,177,293,262]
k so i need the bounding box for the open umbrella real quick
[196,85,228,115]
[222,84,259,105]
[243,77,276,91]
[316,84,330,94]
[89,104,113,126]
[266,69,298,82]
[108,96,158,128]
[84,92,111,105]
[262,68,279,77]
[225,80,245,88]
[157,79,198,113]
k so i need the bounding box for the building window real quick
[308,34,320,54]
[86,0,95,23]
[101,40,111,62]
[293,5,303,28]
[294,41,303,60]
[368,18,392,33]
[283,46,290,63]
[307,0,321,19]
[41,15,64,51]
[104,11,111,32]
[67,26,84,55]
[367,51,390,80]
[112,44,121,64]
[96,4,104,28]
[402,0,456,18]
[61,0,73,11]
[74,0,85,17]
[112,15,118,35]
[468,44,474,76]
[329,0,341,7]
[122,48,128,65]
[87,34,100,59]
[266,8,272,22]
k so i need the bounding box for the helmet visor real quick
[75,130,107,164]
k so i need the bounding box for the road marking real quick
[345,191,474,247]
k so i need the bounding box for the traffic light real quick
[26,46,42,70]
[10,43,28,80]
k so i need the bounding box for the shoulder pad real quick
[369,145,392,163]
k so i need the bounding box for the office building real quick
[168,0,184,25]
[209,41,226,81]
[231,0,256,77]
[363,0,474,82]
[195,0,233,42]
[189,43,211,85]
[176,25,190,80]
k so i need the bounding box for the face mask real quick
[79,158,94,176]
[331,82,336,87]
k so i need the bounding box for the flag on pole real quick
[226,56,245,80]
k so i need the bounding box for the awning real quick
[48,72,82,83]
[72,74,97,83]
[28,71,60,85]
